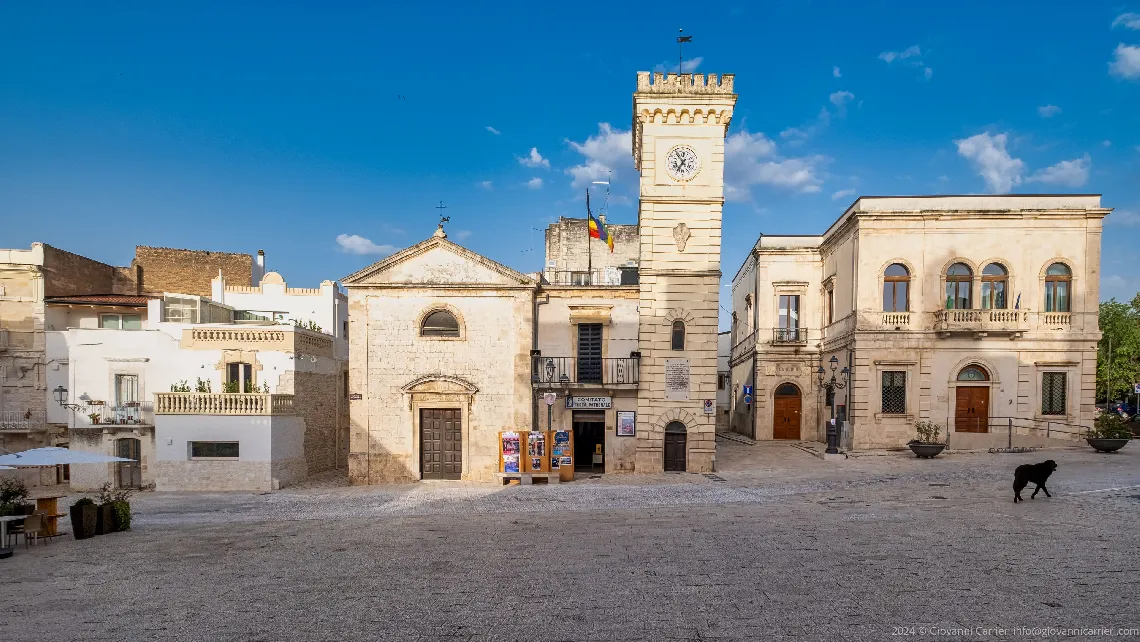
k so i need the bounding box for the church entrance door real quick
[420,408,462,480]
[772,383,802,440]
[572,410,605,472]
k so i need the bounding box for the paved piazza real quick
[2,442,1139,641]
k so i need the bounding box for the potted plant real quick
[0,478,32,516]
[70,497,98,539]
[96,483,134,532]
[88,412,101,425]
[908,420,947,458]
[1086,413,1131,453]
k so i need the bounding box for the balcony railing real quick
[772,327,808,345]
[730,330,757,364]
[934,309,1029,334]
[181,326,334,357]
[154,392,296,416]
[881,312,911,328]
[542,268,639,286]
[76,402,156,427]
[531,356,640,386]
[0,410,46,433]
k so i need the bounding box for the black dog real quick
[1013,460,1058,503]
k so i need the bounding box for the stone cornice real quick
[340,236,535,287]
[639,196,725,205]
[638,269,722,278]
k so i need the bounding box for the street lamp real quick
[53,386,83,412]
[817,356,851,455]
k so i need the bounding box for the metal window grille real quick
[881,371,906,414]
[1042,372,1066,415]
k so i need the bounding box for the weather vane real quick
[435,200,449,228]
[677,28,692,75]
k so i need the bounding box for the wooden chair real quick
[21,513,49,548]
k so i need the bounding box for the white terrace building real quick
[45,271,348,491]
[728,195,1106,450]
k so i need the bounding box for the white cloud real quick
[526,177,543,189]
[1112,13,1140,30]
[780,107,831,143]
[477,180,493,190]
[518,147,550,169]
[335,234,396,256]
[724,130,825,198]
[879,45,922,63]
[452,230,473,241]
[485,126,501,135]
[1103,140,1112,147]
[879,45,932,80]
[1106,209,1140,226]
[831,188,856,201]
[565,123,632,189]
[829,90,855,107]
[1109,43,1140,79]
[652,57,703,74]
[1037,104,1062,118]
[1029,155,1091,187]
[954,132,1026,193]
[832,66,841,78]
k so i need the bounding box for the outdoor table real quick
[0,514,24,548]
[35,495,66,537]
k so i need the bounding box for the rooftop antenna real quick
[677,28,692,75]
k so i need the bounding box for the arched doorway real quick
[663,421,687,472]
[773,383,802,440]
[116,438,142,489]
[954,365,990,433]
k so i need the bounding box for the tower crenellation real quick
[636,71,735,94]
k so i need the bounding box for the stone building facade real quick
[132,246,257,297]
[344,71,734,483]
[729,195,1107,450]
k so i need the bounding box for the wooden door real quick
[955,387,989,433]
[664,432,687,471]
[420,408,462,480]
[116,438,142,489]
[773,395,802,440]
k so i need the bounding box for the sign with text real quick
[348,393,362,401]
[665,359,690,401]
[565,396,612,409]
[703,399,714,414]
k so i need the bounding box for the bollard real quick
[1008,418,1013,450]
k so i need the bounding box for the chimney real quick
[252,249,266,284]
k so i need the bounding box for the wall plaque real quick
[665,358,690,401]
[565,396,612,409]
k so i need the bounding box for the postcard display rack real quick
[499,430,573,479]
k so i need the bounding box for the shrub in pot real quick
[96,483,135,533]
[1086,414,1131,453]
[70,497,98,539]
[908,420,947,458]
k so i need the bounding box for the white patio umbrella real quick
[0,465,13,470]
[0,447,134,467]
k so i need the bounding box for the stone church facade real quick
[343,71,734,483]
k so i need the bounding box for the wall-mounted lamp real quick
[52,386,84,412]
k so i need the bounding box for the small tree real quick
[170,380,191,392]
[913,420,943,444]
[195,378,212,393]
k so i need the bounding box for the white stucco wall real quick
[211,274,348,359]
[154,414,306,491]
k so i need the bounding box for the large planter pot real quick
[70,504,98,540]
[1086,438,1129,453]
[909,443,946,459]
[95,504,117,535]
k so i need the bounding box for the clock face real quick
[665,145,700,181]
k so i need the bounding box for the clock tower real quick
[632,71,737,472]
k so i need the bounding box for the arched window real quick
[774,382,800,397]
[883,263,910,312]
[664,421,687,433]
[945,263,973,310]
[981,263,1008,310]
[671,320,685,350]
[957,365,989,382]
[1044,263,1071,312]
[421,310,460,337]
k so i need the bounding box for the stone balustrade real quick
[180,326,334,357]
[154,392,296,415]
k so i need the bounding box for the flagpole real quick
[586,189,593,283]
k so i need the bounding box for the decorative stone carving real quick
[673,223,691,252]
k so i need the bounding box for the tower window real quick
[671,320,686,351]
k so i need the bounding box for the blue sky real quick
[2,1,1138,324]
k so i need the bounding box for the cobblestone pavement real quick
[2,444,1139,641]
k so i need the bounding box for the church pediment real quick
[341,236,534,288]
